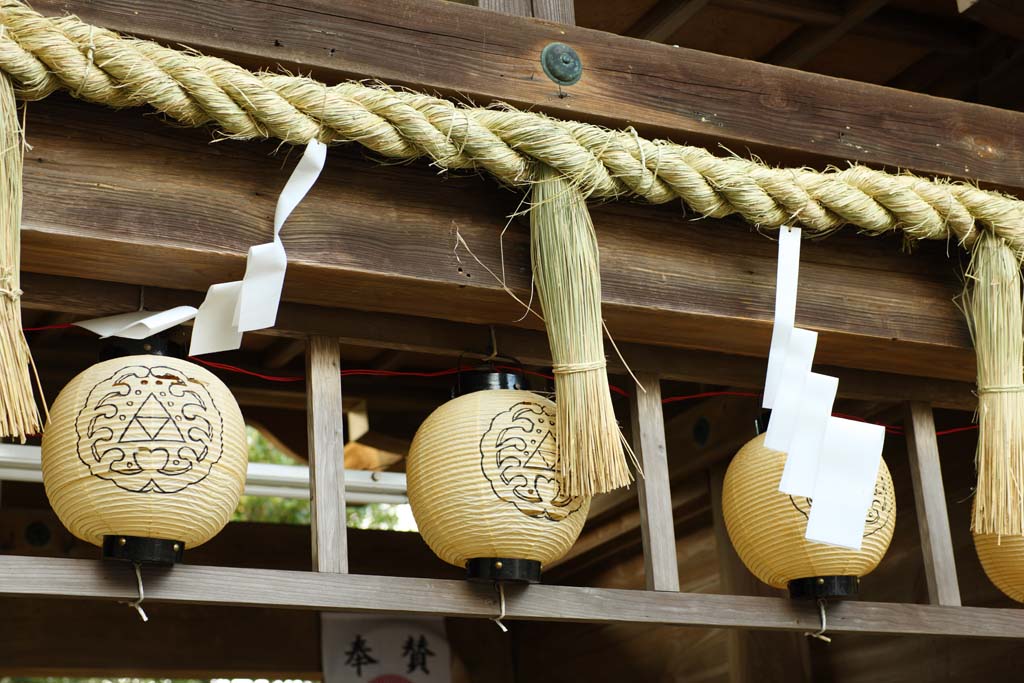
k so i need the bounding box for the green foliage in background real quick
[234,426,402,530]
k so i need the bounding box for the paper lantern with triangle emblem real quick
[41,354,247,563]
[406,370,591,583]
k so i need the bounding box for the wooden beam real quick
[263,337,306,369]
[720,0,974,56]
[25,0,1024,190]
[958,0,1024,41]
[18,96,978,384]
[19,273,976,409]
[630,374,680,591]
[903,402,962,607]
[3,556,1024,637]
[306,336,348,574]
[709,464,812,682]
[626,0,713,42]
[767,0,891,68]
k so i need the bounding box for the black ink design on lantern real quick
[478,400,585,522]
[75,365,224,495]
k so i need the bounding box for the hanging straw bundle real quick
[964,231,1024,537]
[0,74,40,441]
[530,164,634,497]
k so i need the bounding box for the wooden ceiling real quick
[572,0,1024,111]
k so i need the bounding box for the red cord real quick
[22,322,76,332]
[22,324,979,438]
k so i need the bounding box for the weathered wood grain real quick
[2,555,1024,637]
[630,373,681,591]
[18,95,977,382]
[306,336,348,574]
[27,0,1024,188]
[903,401,962,606]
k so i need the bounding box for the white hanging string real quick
[491,582,508,633]
[803,598,830,643]
[118,562,149,623]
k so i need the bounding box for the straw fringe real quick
[964,233,1024,537]
[531,164,634,497]
[0,70,39,441]
[0,0,1020,251]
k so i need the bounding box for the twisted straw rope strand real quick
[0,0,1022,252]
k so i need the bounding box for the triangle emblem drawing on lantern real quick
[120,394,186,443]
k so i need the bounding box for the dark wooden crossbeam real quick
[25,0,1024,190]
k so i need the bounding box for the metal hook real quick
[482,325,499,362]
[491,582,508,633]
[804,598,831,643]
[119,562,149,623]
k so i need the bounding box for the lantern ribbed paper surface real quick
[974,532,1024,602]
[722,433,895,589]
[42,355,247,549]
[406,389,590,568]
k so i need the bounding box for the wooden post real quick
[477,0,532,16]
[478,0,575,25]
[709,463,812,682]
[306,336,348,574]
[903,401,961,606]
[630,373,680,591]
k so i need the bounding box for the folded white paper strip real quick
[763,327,817,452]
[778,371,838,497]
[805,416,885,550]
[763,226,801,409]
[74,306,198,340]
[190,139,327,355]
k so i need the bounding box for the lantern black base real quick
[466,557,541,584]
[788,575,859,599]
[102,535,184,566]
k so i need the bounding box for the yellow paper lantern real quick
[406,374,590,582]
[974,530,1024,602]
[42,355,247,563]
[722,433,895,596]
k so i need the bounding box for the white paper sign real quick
[763,327,817,452]
[74,306,198,340]
[189,138,327,355]
[763,226,801,409]
[778,371,838,497]
[322,614,451,682]
[804,416,885,550]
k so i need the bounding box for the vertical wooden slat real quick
[903,401,961,606]
[532,0,575,23]
[478,0,532,16]
[709,464,812,683]
[306,336,348,574]
[630,373,680,591]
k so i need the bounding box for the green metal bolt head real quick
[541,42,582,86]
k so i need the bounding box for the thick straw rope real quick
[0,0,1022,252]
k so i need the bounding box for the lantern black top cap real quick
[455,354,526,396]
[99,334,181,361]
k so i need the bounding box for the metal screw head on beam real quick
[540,42,582,86]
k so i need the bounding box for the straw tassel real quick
[0,73,40,441]
[530,164,634,497]
[964,231,1024,537]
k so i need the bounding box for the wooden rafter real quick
[766,0,891,68]
[626,0,713,42]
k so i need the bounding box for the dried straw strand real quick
[530,164,634,497]
[965,231,1024,537]
[0,72,38,441]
